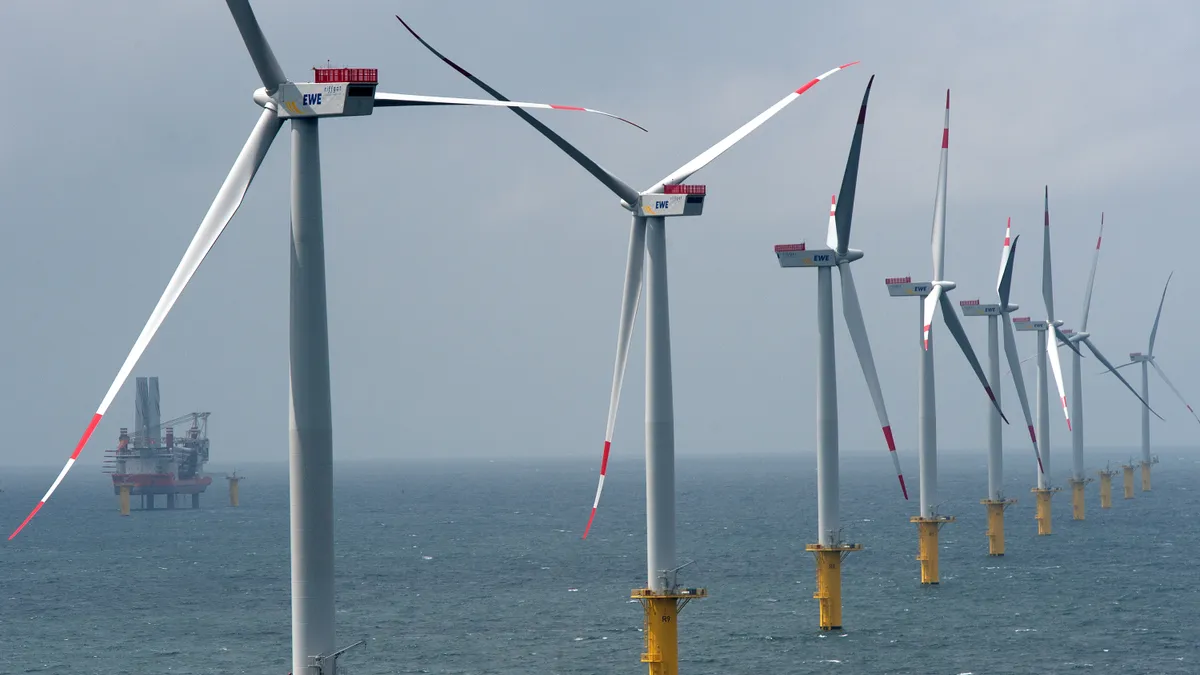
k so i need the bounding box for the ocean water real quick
[2,450,1197,674]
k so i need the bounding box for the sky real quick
[1,1,1197,484]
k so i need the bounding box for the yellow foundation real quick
[981,499,1015,556]
[1097,470,1117,509]
[632,586,705,675]
[1069,479,1091,521]
[1031,487,1060,535]
[911,516,955,584]
[118,484,131,517]
[227,477,240,507]
[1122,465,1136,499]
[806,543,862,630]
[1141,462,1152,492]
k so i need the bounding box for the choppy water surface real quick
[3,451,1196,674]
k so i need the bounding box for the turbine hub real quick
[934,280,957,292]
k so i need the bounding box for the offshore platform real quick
[102,376,213,514]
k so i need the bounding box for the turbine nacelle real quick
[884,276,933,297]
[1129,352,1153,363]
[629,185,708,217]
[251,69,381,119]
[1012,317,1048,332]
[958,299,1002,317]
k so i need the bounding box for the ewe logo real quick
[655,200,670,210]
[811,253,832,263]
[302,93,323,106]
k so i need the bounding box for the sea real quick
[2,450,1196,674]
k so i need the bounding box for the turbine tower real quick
[885,91,1008,585]
[10,3,645,673]
[959,218,1043,556]
[1122,273,1200,491]
[1064,214,1159,519]
[395,16,858,672]
[774,77,908,630]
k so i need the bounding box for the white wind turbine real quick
[1012,188,1086,535]
[887,90,1009,585]
[958,218,1043,556]
[773,76,907,630]
[11,2,643,672]
[1064,214,1159,519]
[395,15,857,669]
[1119,272,1199,491]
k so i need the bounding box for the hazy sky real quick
[1,1,1196,484]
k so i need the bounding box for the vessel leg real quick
[191,493,200,509]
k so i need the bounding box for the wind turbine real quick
[10,2,645,672]
[395,15,858,671]
[1122,272,1200,491]
[1063,214,1159,519]
[774,76,907,631]
[885,91,1008,585]
[958,217,1043,556]
[1011,187,1078,536]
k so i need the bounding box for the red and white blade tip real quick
[1004,217,1011,246]
[10,412,104,539]
[923,324,932,350]
[881,425,909,500]
[581,439,612,539]
[393,15,647,132]
[795,61,859,96]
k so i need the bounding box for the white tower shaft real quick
[1141,362,1152,463]
[919,306,937,518]
[288,118,336,673]
[644,217,676,591]
[816,267,839,545]
[987,315,1002,499]
[1036,330,1050,488]
[1070,346,1084,480]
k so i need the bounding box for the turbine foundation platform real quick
[631,586,706,675]
[980,499,1015,556]
[1141,461,1152,492]
[1068,478,1092,521]
[227,476,241,507]
[1122,465,1136,499]
[1031,487,1060,535]
[911,516,955,584]
[1098,470,1118,508]
[806,543,863,630]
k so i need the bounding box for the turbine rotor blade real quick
[1084,337,1163,421]
[1042,185,1056,321]
[583,216,647,539]
[1002,313,1044,474]
[921,285,944,350]
[225,0,286,93]
[996,219,1013,301]
[646,62,859,192]
[833,75,874,257]
[372,92,647,131]
[930,90,950,281]
[1045,324,1072,430]
[1149,272,1173,355]
[997,232,1019,308]
[837,263,907,499]
[10,109,283,540]
[939,291,1008,423]
[824,196,838,250]
[1080,213,1104,331]
[394,16,642,205]
[1150,360,1199,424]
